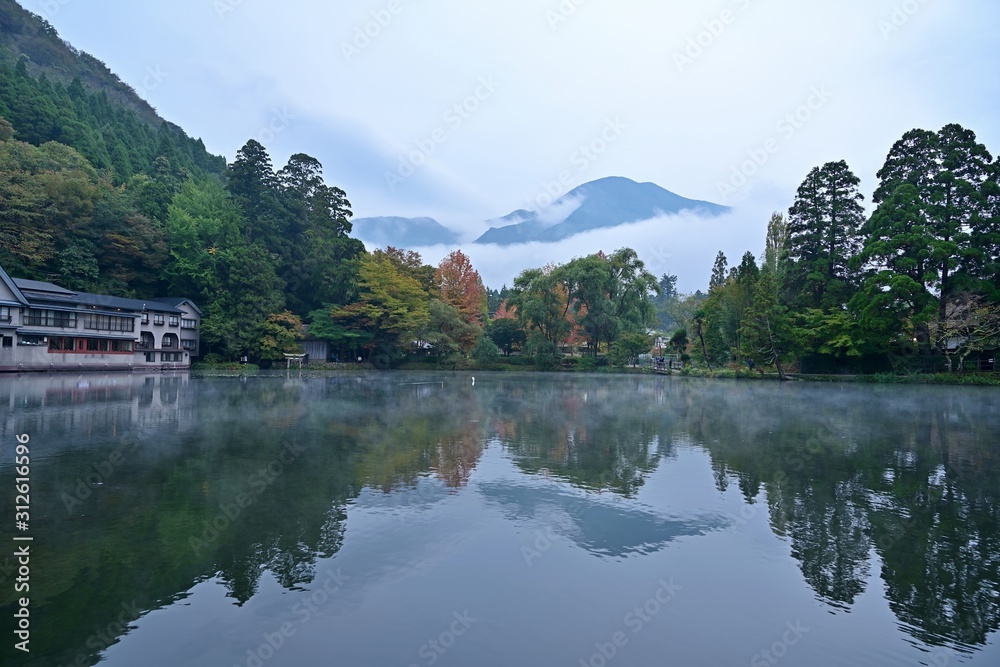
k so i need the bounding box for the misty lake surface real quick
[2,371,999,667]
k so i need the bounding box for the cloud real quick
[407,191,780,295]
[535,194,585,227]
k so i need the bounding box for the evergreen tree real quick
[785,160,866,310]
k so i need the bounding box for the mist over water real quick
[1,372,998,666]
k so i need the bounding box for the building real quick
[0,263,201,372]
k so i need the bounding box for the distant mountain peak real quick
[475,177,729,246]
[351,216,461,248]
[351,177,729,249]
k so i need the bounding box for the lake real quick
[1,371,998,667]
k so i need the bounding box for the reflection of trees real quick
[4,373,999,663]
[487,376,667,496]
[685,381,1000,649]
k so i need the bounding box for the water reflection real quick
[479,482,727,559]
[0,373,997,666]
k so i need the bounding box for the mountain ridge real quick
[356,177,730,248]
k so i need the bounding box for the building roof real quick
[74,292,183,314]
[154,297,203,316]
[12,278,75,296]
[0,267,30,306]
[4,267,197,316]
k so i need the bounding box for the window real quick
[18,335,46,346]
[25,309,76,328]
[2,336,13,348]
[112,340,133,353]
[86,339,111,352]
[84,314,135,332]
[141,313,149,325]
[144,352,155,363]
[161,352,182,362]
[48,337,77,352]
[153,314,164,326]
[182,319,198,329]
[0,306,10,322]
[168,315,179,327]
[162,335,177,349]
[182,339,198,351]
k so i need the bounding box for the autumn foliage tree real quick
[435,250,486,325]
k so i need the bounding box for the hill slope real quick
[0,0,226,180]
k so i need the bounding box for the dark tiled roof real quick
[9,274,193,315]
[12,278,75,295]
[74,292,183,314]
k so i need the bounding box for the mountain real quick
[475,177,729,246]
[0,0,226,180]
[351,216,461,247]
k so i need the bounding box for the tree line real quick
[672,123,1000,376]
[1,41,997,371]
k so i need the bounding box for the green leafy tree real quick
[507,266,571,346]
[487,318,526,357]
[327,252,431,359]
[741,268,795,380]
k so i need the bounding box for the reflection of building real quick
[0,263,200,372]
[0,372,195,444]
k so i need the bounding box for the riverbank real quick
[190,359,1000,385]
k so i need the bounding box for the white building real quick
[0,264,201,373]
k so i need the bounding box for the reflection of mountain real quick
[480,482,726,559]
[484,375,674,496]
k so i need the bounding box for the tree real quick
[669,328,689,358]
[327,252,431,359]
[610,332,652,367]
[785,160,866,310]
[435,250,486,325]
[741,268,795,380]
[763,212,789,277]
[709,251,728,291]
[199,243,286,360]
[507,266,571,346]
[257,311,305,361]
[419,300,481,359]
[471,334,501,366]
[868,124,994,322]
[925,293,1000,372]
[487,318,526,357]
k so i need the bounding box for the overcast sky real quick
[38,0,1000,291]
